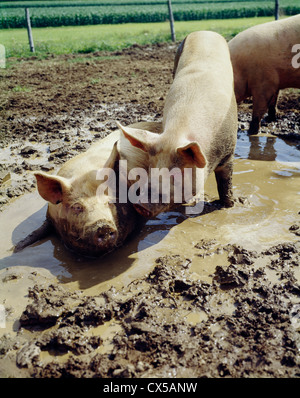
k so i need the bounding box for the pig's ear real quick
[34,172,70,205]
[176,142,207,168]
[116,122,152,152]
[104,141,120,169]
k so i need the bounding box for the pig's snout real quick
[93,224,118,247]
[61,221,119,256]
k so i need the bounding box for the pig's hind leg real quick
[214,156,234,208]
[249,86,278,134]
[265,91,279,122]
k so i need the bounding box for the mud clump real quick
[2,241,298,378]
[289,222,300,237]
[20,284,83,327]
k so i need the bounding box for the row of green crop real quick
[0,0,278,8]
[0,0,277,6]
[1,3,299,29]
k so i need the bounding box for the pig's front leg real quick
[214,157,234,208]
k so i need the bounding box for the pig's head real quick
[117,122,207,218]
[34,144,138,256]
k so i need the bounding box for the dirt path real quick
[0,43,300,378]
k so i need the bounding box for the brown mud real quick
[0,43,300,378]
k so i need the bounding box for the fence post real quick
[167,0,176,42]
[25,8,35,52]
[0,45,5,69]
[274,0,279,20]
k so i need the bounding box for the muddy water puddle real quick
[0,131,299,336]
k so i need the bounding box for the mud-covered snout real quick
[93,224,118,248]
[58,221,119,257]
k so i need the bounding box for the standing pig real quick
[118,31,237,217]
[228,14,300,134]
[15,121,162,256]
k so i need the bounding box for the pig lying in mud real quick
[228,14,300,134]
[14,121,162,256]
[118,31,237,218]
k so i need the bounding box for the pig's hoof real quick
[265,115,277,123]
[248,128,259,135]
[223,199,235,208]
[248,121,260,135]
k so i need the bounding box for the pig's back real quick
[164,30,235,138]
[176,31,233,85]
[230,15,300,59]
[58,131,120,179]
[58,121,163,179]
[229,15,300,95]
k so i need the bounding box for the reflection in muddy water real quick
[236,131,300,163]
[0,132,299,295]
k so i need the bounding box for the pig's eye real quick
[71,203,84,214]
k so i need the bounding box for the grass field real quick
[1,17,275,59]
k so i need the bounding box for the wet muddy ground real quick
[0,43,299,378]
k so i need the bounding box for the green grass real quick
[11,85,32,92]
[1,17,274,59]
